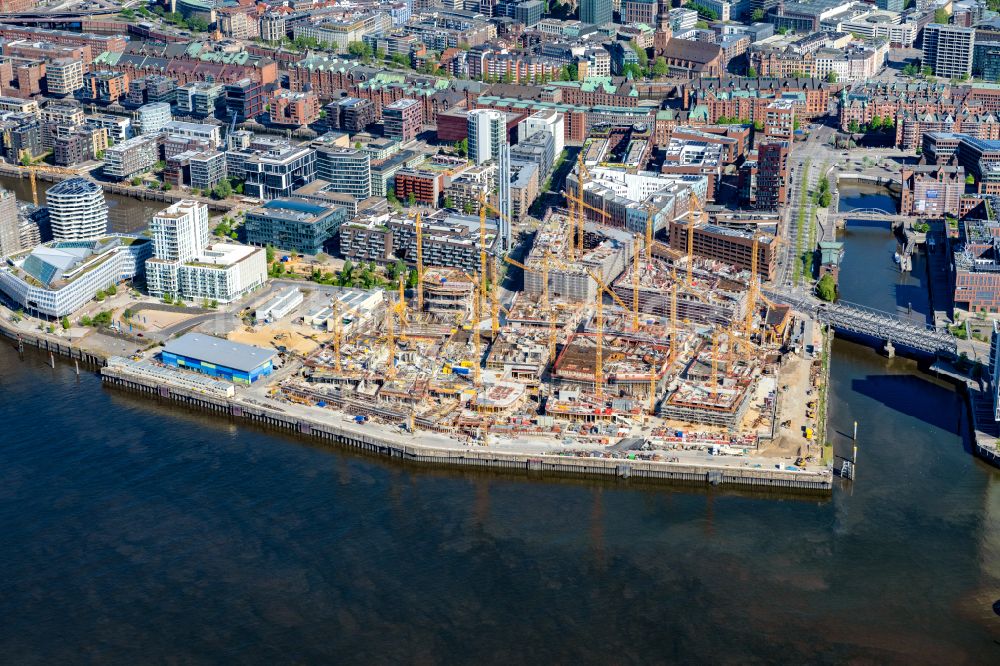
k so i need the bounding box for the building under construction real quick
[552,332,672,400]
[658,336,760,429]
[668,221,778,281]
[523,213,636,303]
[611,256,748,327]
[422,267,474,321]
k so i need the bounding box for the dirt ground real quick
[758,353,819,460]
[227,324,327,356]
[132,310,197,331]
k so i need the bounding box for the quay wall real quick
[101,367,834,492]
[0,165,236,212]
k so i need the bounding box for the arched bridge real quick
[828,208,910,225]
[765,291,957,355]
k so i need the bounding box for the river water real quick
[0,185,997,662]
[0,173,162,235]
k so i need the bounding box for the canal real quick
[0,173,161,235]
[0,184,995,660]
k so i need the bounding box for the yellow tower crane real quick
[385,305,397,379]
[477,193,489,301]
[631,235,641,331]
[472,272,482,386]
[745,236,760,339]
[415,211,424,312]
[594,275,604,401]
[490,256,500,337]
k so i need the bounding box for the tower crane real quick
[461,271,484,387]
[415,211,424,313]
[685,192,707,287]
[631,235,641,331]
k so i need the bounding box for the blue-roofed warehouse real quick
[161,332,276,384]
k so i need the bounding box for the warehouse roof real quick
[162,333,275,373]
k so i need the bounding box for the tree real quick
[922,65,933,77]
[652,57,668,77]
[61,316,70,330]
[347,41,373,62]
[869,115,882,131]
[162,182,172,191]
[107,284,117,296]
[686,2,718,20]
[934,8,949,24]
[213,179,233,199]
[848,120,860,133]
[456,138,468,157]
[19,152,31,166]
[816,274,836,302]
[777,27,789,35]
[95,289,105,301]
[266,244,276,263]
[444,196,455,209]
[902,63,917,76]
[826,71,838,83]
[633,44,648,68]
[407,192,416,207]
[818,190,832,208]
[463,201,475,215]
[747,66,758,78]
[967,174,976,185]
[751,8,765,21]
[623,63,644,79]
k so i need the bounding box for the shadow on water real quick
[102,384,832,504]
[850,373,966,438]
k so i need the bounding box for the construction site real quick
[95,148,826,480]
[218,164,815,466]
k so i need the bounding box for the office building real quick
[923,23,974,79]
[900,165,965,217]
[955,218,1000,313]
[103,134,160,180]
[327,97,374,133]
[0,235,151,318]
[189,151,228,191]
[340,210,498,272]
[145,200,266,304]
[162,120,222,149]
[244,198,348,254]
[135,102,172,135]
[225,78,266,123]
[243,145,317,200]
[175,82,224,117]
[738,140,789,210]
[315,147,372,200]
[45,58,84,96]
[468,109,506,165]
[383,98,421,143]
[260,13,287,43]
[46,177,107,241]
[270,90,320,126]
[510,130,554,178]
[621,0,658,24]
[580,0,612,25]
